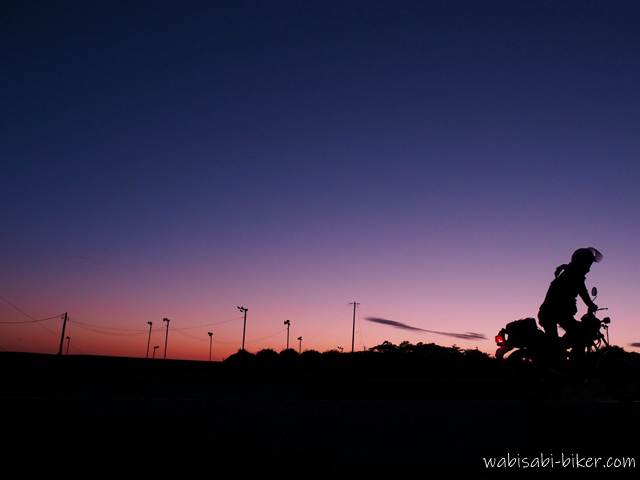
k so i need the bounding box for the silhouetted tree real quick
[279,348,299,363]
[224,349,255,365]
[256,348,279,361]
[370,341,398,353]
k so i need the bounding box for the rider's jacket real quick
[539,265,587,318]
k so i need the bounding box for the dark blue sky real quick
[2,1,640,356]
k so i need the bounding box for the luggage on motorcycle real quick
[504,317,539,347]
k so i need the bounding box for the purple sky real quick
[1,1,639,358]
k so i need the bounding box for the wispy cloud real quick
[365,317,486,340]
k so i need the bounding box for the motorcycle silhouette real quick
[495,287,611,366]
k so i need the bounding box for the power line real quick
[174,330,209,342]
[68,316,241,333]
[35,322,60,337]
[0,296,319,357]
[0,294,64,325]
[208,337,242,345]
[69,322,149,337]
[202,328,289,346]
[244,328,287,345]
[0,294,43,320]
[0,314,62,325]
[68,319,148,332]
[171,317,241,331]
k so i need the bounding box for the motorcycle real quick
[495,287,611,366]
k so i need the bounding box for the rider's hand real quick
[588,303,599,312]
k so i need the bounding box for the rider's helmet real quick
[571,247,603,266]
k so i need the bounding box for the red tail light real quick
[495,334,504,346]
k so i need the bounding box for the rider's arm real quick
[578,282,598,311]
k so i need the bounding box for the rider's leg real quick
[559,318,586,366]
[538,312,558,338]
[538,312,563,367]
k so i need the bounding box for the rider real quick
[537,247,602,355]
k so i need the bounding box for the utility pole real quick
[208,331,213,362]
[146,321,153,358]
[57,312,68,355]
[297,336,303,353]
[237,306,248,351]
[349,301,360,353]
[284,320,291,349]
[162,317,170,359]
[65,336,71,355]
[152,345,159,359]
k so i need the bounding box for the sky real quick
[2,0,639,360]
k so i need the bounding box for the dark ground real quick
[2,346,639,475]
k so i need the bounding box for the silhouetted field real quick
[2,343,639,473]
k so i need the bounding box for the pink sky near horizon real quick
[2,233,638,360]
